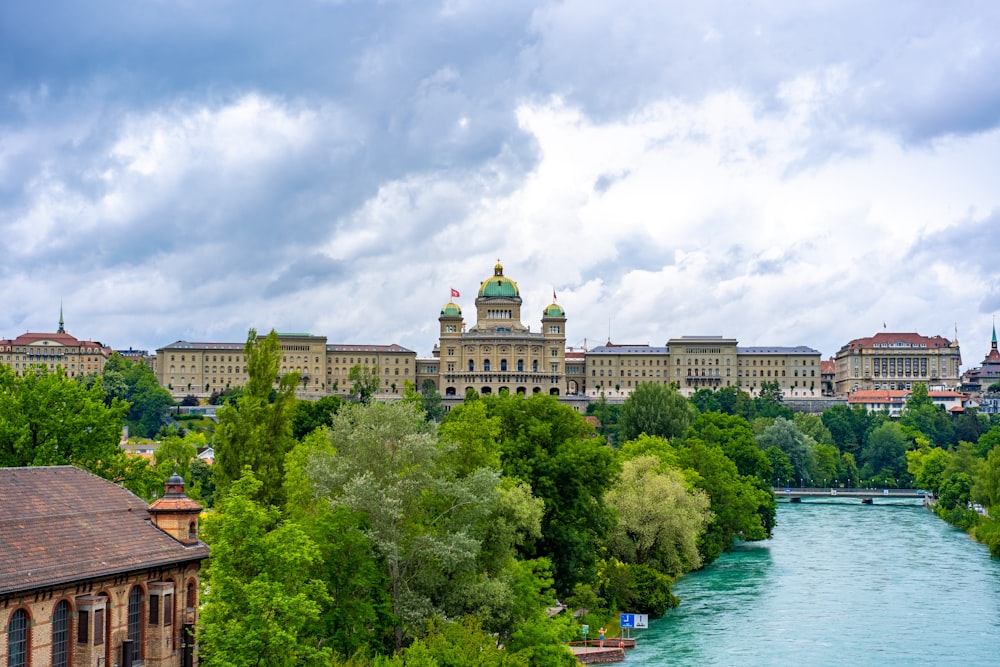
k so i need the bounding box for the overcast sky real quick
[3,1,999,367]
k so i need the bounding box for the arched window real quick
[7,608,29,667]
[52,600,71,667]
[128,586,144,656]
[187,581,197,610]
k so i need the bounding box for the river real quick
[627,498,1000,666]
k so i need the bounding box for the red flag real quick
[553,290,557,301]
[451,288,460,298]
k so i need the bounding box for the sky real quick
[2,1,1000,368]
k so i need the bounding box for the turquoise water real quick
[627,499,1000,666]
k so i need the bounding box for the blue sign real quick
[620,613,649,629]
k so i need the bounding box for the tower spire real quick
[992,317,997,351]
[57,302,65,334]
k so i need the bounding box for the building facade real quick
[582,336,822,399]
[0,312,111,378]
[420,262,566,398]
[960,323,1000,394]
[0,466,208,667]
[155,335,417,399]
[834,332,962,395]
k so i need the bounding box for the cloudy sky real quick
[3,1,1000,367]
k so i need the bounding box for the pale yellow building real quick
[834,331,962,395]
[0,311,111,378]
[424,261,566,398]
[156,334,417,398]
[584,335,822,398]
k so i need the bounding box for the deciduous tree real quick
[214,329,299,506]
[619,382,694,442]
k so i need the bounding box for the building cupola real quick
[148,472,204,545]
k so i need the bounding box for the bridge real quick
[772,487,932,504]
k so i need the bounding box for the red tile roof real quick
[0,466,208,596]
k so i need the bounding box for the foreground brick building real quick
[0,467,208,667]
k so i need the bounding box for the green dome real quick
[543,303,565,317]
[440,301,462,316]
[478,261,520,298]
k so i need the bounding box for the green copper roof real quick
[543,303,565,317]
[478,261,520,298]
[441,301,462,316]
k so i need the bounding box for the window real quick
[468,360,474,371]
[150,593,160,625]
[128,586,144,653]
[94,606,105,645]
[52,600,71,667]
[187,582,197,610]
[484,359,491,371]
[78,610,89,643]
[501,359,508,371]
[8,608,29,667]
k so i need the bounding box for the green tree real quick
[901,383,954,448]
[619,382,695,442]
[605,455,712,577]
[756,418,816,485]
[765,446,795,487]
[677,439,773,564]
[291,394,345,440]
[199,471,332,667]
[861,422,910,485]
[348,364,380,404]
[85,353,176,438]
[481,394,620,596]
[906,446,951,492]
[972,446,1000,511]
[755,381,792,419]
[688,411,771,481]
[307,401,505,649]
[214,329,299,506]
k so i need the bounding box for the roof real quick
[588,344,671,355]
[478,262,520,298]
[820,359,836,375]
[738,346,820,355]
[325,344,414,353]
[0,466,209,596]
[0,332,110,351]
[839,332,954,353]
[847,389,967,404]
[440,301,462,316]
[543,303,565,318]
[159,340,246,351]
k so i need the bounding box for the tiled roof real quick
[0,466,209,596]
[0,332,110,351]
[820,359,836,375]
[840,332,953,352]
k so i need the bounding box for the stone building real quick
[422,261,567,398]
[833,331,962,395]
[0,466,208,667]
[0,310,112,378]
[583,336,822,399]
[155,334,416,399]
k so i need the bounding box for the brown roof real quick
[0,466,209,596]
[1,332,110,352]
[820,359,836,376]
[840,332,952,352]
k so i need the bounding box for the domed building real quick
[428,261,566,397]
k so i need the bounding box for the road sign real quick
[620,613,649,629]
[581,624,589,635]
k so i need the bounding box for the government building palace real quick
[3,262,967,402]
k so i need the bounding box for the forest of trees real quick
[3,336,1000,665]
